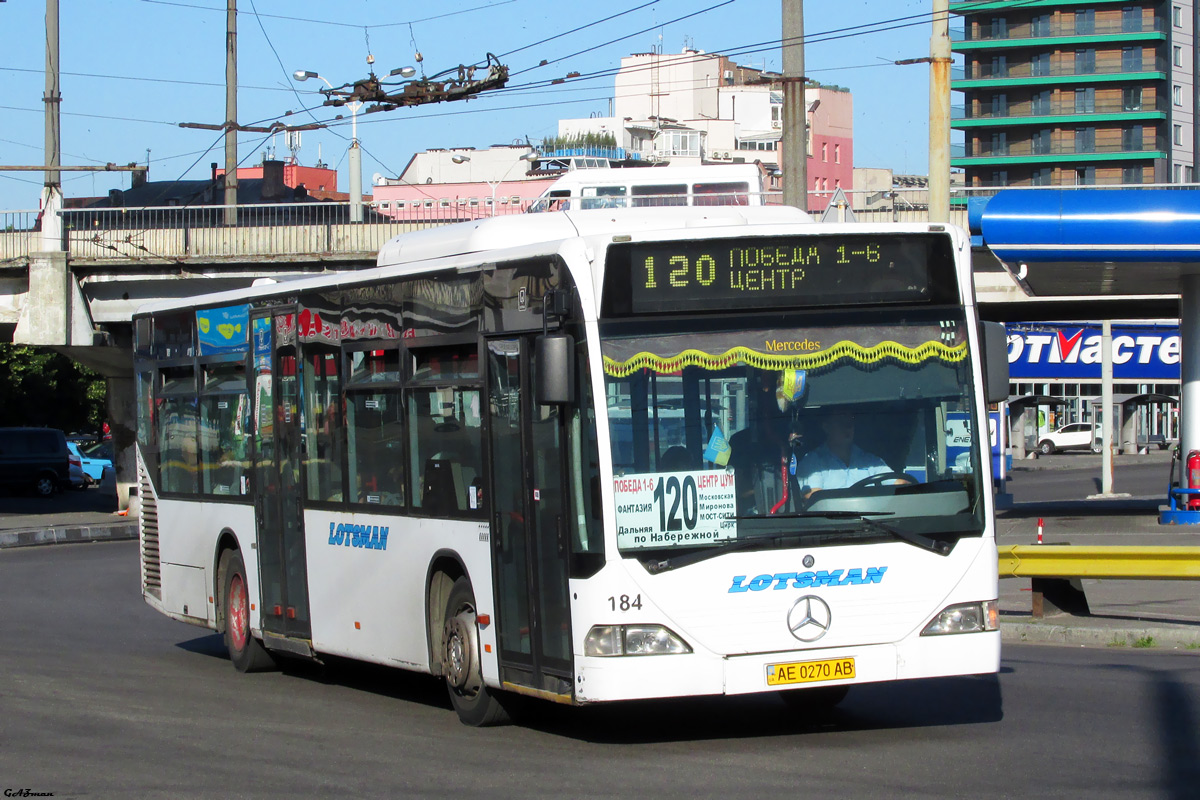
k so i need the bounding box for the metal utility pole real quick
[781,0,807,211]
[348,92,363,223]
[1101,320,1115,493]
[41,0,63,251]
[224,0,238,225]
[929,0,951,221]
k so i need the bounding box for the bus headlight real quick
[584,624,692,656]
[920,600,999,636]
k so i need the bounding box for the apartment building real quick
[557,48,853,209]
[950,0,1196,187]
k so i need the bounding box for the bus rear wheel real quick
[442,577,510,726]
[220,549,276,673]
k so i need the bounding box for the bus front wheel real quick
[442,577,510,726]
[220,549,276,673]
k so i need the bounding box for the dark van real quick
[0,427,70,496]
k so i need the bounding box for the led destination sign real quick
[604,233,953,316]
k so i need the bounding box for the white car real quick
[1037,422,1099,455]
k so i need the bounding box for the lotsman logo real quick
[728,567,887,593]
[328,521,389,551]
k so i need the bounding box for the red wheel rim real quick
[229,573,249,652]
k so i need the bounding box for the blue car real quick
[71,441,113,486]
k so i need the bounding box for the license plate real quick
[766,657,855,686]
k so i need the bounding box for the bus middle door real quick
[250,310,312,645]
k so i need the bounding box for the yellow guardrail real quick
[998,545,1200,580]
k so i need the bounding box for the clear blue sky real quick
[0,0,941,209]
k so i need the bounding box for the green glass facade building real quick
[951,0,1196,186]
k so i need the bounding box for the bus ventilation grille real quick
[138,456,161,598]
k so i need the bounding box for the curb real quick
[1002,620,1200,650]
[0,522,138,549]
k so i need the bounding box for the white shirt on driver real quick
[795,443,889,492]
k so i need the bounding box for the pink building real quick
[372,178,556,221]
[803,87,854,212]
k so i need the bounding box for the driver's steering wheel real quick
[851,471,918,489]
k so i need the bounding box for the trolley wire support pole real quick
[41,0,63,252]
[781,0,807,212]
[928,0,951,223]
[224,0,238,226]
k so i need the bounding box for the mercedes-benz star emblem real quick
[787,595,832,642]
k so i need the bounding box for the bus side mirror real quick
[981,321,1010,404]
[536,333,575,405]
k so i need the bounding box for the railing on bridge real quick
[1,210,40,265]
[3,185,1197,265]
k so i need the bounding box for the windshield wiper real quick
[810,511,952,556]
[644,511,951,573]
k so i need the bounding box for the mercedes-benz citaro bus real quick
[133,204,1009,726]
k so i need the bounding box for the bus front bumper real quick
[572,630,1000,704]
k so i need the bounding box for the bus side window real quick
[409,386,483,517]
[632,184,687,208]
[199,360,248,497]
[346,390,405,506]
[159,365,199,495]
[583,185,629,210]
[302,346,343,503]
[693,181,750,206]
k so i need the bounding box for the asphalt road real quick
[1005,449,1175,503]
[2,540,1198,799]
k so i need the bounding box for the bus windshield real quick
[601,312,986,565]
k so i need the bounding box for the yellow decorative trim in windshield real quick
[602,340,968,377]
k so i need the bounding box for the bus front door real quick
[487,337,573,700]
[250,310,311,643]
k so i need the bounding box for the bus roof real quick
[135,205,813,316]
[375,205,809,268]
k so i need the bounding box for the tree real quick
[0,345,106,433]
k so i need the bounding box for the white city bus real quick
[526,163,768,212]
[134,205,1008,725]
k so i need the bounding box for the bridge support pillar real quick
[13,251,94,346]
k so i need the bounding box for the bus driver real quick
[794,413,895,498]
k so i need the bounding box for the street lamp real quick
[294,69,364,222]
[451,151,538,216]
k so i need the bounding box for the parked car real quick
[80,441,114,483]
[66,441,86,489]
[1037,422,1100,455]
[0,427,70,496]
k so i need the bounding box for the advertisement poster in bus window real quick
[252,317,273,438]
[614,469,737,549]
[945,412,972,473]
[196,304,250,355]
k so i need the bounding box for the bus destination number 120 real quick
[613,470,738,550]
